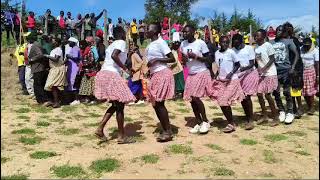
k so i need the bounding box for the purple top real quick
[4,11,15,25]
[66,46,81,91]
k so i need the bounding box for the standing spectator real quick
[65,12,75,37]
[12,37,28,95]
[107,18,114,40]
[1,11,5,37]
[172,20,182,32]
[27,32,50,105]
[130,18,138,46]
[95,30,106,62]
[83,14,92,38]
[138,19,145,46]
[65,37,81,105]
[4,8,16,45]
[74,14,84,40]
[24,32,35,98]
[13,9,21,45]
[88,10,105,38]
[43,9,56,35]
[26,11,36,32]
[117,17,125,29]
[57,11,66,37]
[170,40,185,99]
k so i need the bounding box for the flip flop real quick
[222,124,236,133]
[117,137,136,144]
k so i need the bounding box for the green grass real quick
[1,174,28,180]
[19,136,44,145]
[169,114,176,119]
[1,157,10,164]
[56,128,80,135]
[36,121,51,127]
[295,150,311,156]
[12,128,36,135]
[212,112,224,116]
[88,113,100,118]
[49,118,65,123]
[39,115,50,119]
[264,134,288,142]
[74,114,89,119]
[50,164,86,178]
[205,144,225,152]
[80,134,96,140]
[214,167,235,176]
[141,154,159,164]
[240,139,258,145]
[30,151,57,159]
[263,150,277,163]
[34,106,52,113]
[124,117,134,122]
[15,108,31,113]
[89,158,120,174]
[61,106,77,112]
[166,144,193,155]
[175,108,190,113]
[177,102,185,106]
[17,115,31,120]
[83,122,99,128]
[285,131,307,137]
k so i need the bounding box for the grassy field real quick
[1,49,319,179]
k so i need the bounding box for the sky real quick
[18,0,319,32]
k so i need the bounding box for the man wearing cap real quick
[27,32,50,105]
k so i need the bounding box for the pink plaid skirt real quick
[257,75,278,94]
[239,69,259,96]
[210,79,245,106]
[184,70,212,101]
[147,68,175,102]
[94,70,136,103]
[303,67,318,96]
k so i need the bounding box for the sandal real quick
[95,132,107,141]
[222,124,236,133]
[117,136,136,144]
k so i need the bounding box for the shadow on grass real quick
[152,123,179,135]
[109,121,144,140]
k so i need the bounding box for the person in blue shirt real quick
[4,8,15,46]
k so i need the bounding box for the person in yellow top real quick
[243,33,250,44]
[212,28,220,44]
[130,18,138,46]
[10,33,29,95]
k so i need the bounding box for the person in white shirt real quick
[107,18,114,40]
[211,36,245,133]
[43,37,67,108]
[145,22,175,142]
[94,26,136,144]
[180,25,212,134]
[254,29,279,126]
[232,34,259,130]
[301,37,319,115]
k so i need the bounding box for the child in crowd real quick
[145,22,175,142]
[232,34,258,130]
[170,40,185,99]
[301,37,319,115]
[78,36,99,104]
[94,26,136,144]
[211,36,245,133]
[272,25,299,124]
[180,25,212,134]
[127,42,148,105]
[44,37,68,108]
[254,29,279,126]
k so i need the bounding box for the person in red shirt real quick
[57,11,66,37]
[26,11,36,32]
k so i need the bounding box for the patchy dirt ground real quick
[1,50,319,179]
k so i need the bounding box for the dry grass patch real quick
[14,107,31,113]
[166,144,193,155]
[56,128,80,136]
[263,150,277,164]
[264,134,288,142]
[240,138,258,145]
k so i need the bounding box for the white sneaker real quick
[136,100,145,105]
[199,121,210,134]
[279,111,286,122]
[70,100,80,106]
[189,124,201,134]
[285,113,295,124]
[128,102,135,106]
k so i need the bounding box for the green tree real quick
[144,0,199,26]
